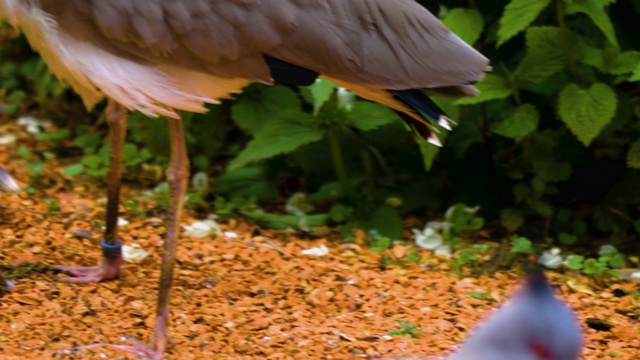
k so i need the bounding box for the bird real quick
[392,272,583,360]
[0,0,489,358]
[447,272,583,360]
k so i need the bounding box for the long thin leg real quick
[151,115,189,356]
[57,100,127,282]
[69,115,188,359]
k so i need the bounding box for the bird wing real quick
[47,0,488,90]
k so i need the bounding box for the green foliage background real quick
[1,0,639,248]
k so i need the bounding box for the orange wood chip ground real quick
[0,147,639,359]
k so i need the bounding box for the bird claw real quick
[56,239,123,283]
[72,336,158,359]
[56,256,122,283]
[71,317,171,360]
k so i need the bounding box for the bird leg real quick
[56,100,127,282]
[149,115,189,356]
[68,116,188,359]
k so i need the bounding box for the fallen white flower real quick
[0,133,17,145]
[301,244,329,256]
[539,248,564,269]
[183,219,221,238]
[122,243,149,263]
[413,226,443,250]
[598,244,617,255]
[434,245,452,258]
[17,116,52,134]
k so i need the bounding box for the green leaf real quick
[348,102,399,131]
[215,167,278,200]
[500,208,524,232]
[558,83,617,146]
[626,139,640,169]
[601,50,640,75]
[418,137,440,171]
[63,163,84,177]
[231,85,300,134]
[443,8,484,45]
[81,154,104,169]
[630,63,640,82]
[558,232,578,246]
[228,110,323,171]
[497,0,552,46]
[514,27,566,84]
[241,210,328,230]
[491,104,540,138]
[308,79,336,113]
[566,255,584,270]
[511,236,533,254]
[454,74,512,105]
[353,206,403,240]
[565,0,618,48]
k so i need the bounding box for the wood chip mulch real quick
[0,148,639,360]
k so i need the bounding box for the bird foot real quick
[56,240,123,283]
[72,311,171,360]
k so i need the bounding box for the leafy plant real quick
[387,320,426,339]
[566,249,625,278]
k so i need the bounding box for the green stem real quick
[556,0,583,86]
[327,130,351,198]
[499,62,521,106]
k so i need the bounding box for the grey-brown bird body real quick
[1,0,488,123]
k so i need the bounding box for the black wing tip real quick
[263,55,319,86]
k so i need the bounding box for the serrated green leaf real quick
[558,83,617,146]
[231,85,300,134]
[626,139,640,169]
[308,79,336,113]
[348,102,399,131]
[443,8,484,45]
[497,0,552,46]
[601,50,640,75]
[228,110,322,171]
[454,74,511,105]
[515,27,565,84]
[565,0,618,48]
[492,104,540,138]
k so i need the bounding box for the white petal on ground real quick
[285,192,314,216]
[413,227,444,250]
[183,219,222,238]
[0,134,17,145]
[191,171,209,192]
[539,248,564,269]
[598,244,617,255]
[301,244,329,256]
[122,243,149,263]
[434,245,452,258]
[117,217,129,227]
